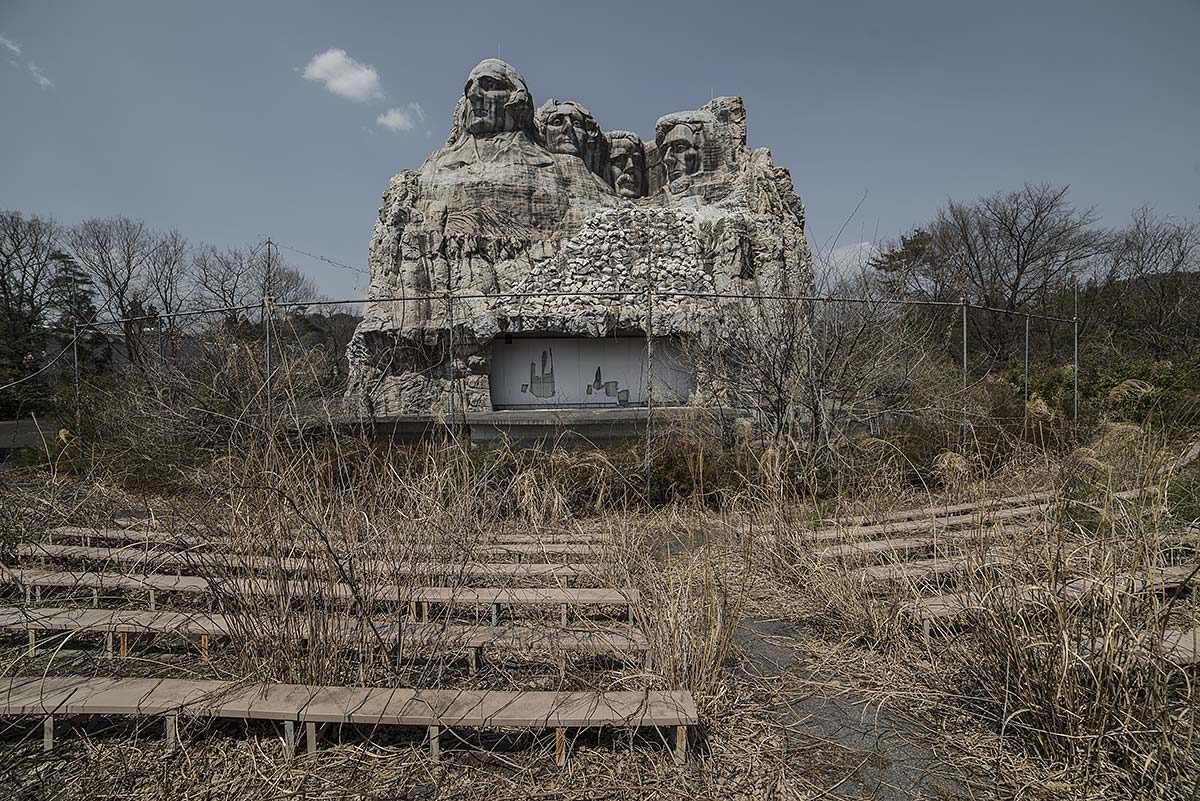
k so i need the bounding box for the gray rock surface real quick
[347,59,813,417]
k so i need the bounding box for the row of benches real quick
[908,564,1200,643]
[0,606,650,670]
[1,567,639,624]
[18,542,602,581]
[89,521,609,547]
[27,538,602,567]
[1,676,697,765]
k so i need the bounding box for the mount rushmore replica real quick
[347,58,813,417]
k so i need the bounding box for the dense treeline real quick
[865,184,1199,424]
[0,212,358,418]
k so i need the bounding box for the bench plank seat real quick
[16,544,597,580]
[0,676,697,763]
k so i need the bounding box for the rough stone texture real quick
[347,59,813,417]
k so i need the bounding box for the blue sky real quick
[2,0,1197,298]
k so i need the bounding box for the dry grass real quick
[1,399,1197,799]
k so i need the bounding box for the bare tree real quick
[930,184,1110,356]
[65,216,156,363]
[145,229,192,318]
[193,245,257,323]
[251,248,318,307]
[0,211,63,410]
[871,185,1111,360]
[1095,206,1200,361]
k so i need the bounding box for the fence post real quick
[264,295,272,420]
[1073,313,1079,425]
[819,298,829,451]
[643,267,654,503]
[72,322,81,438]
[960,296,968,447]
[1023,315,1030,439]
[447,290,456,435]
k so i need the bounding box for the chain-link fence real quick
[46,287,1081,451]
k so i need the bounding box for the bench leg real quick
[105,632,113,658]
[91,589,98,607]
[306,721,318,755]
[627,604,634,626]
[27,629,35,656]
[560,603,568,627]
[34,586,41,603]
[119,632,128,658]
[468,647,479,675]
[149,590,156,611]
[428,725,440,763]
[491,604,500,626]
[24,586,30,604]
[283,720,296,753]
[558,653,567,681]
[43,715,53,752]
[408,600,418,621]
[200,634,209,660]
[165,715,177,754]
[555,727,566,767]
[673,725,687,766]
[421,602,429,622]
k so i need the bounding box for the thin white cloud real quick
[376,103,426,133]
[2,33,53,88]
[28,62,52,88]
[302,48,383,103]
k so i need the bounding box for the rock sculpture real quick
[536,99,608,178]
[605,131,647,198]
[348,59,813,418]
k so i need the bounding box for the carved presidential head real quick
[655,111,716,183]
[462,59,534,135]
[535,99,607,176]
[605,131,647,198]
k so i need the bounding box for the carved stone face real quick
[463,59,531,135]
[661,123,703,182]
[606,134,646,198]
[539,102,595,156]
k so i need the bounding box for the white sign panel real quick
[489,337,693,409]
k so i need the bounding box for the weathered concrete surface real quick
[735,617,981,800]
[348,59,813,417]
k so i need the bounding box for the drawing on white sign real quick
[520,348,556,399]
[586,366,631,406]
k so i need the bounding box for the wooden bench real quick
[17,543,597,582]
[409,587,640,626]
[1067,564,1199,597]
[1079,626,1200,667]
[1,568,639,624]
[0,606,650,669]
[0,676,697,764]
[828,490,1058,528]
[850,554,1012,586]
[818,524,1028,561]
[51,525,609,553]
[815,487,1152,542]
[807,504,1045,544]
